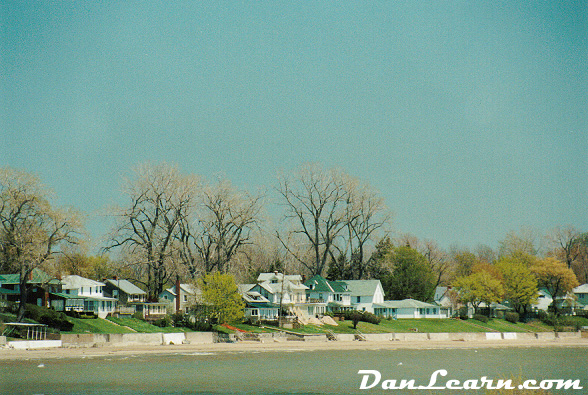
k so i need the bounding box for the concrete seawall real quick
[5,330,581,349]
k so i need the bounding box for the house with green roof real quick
[0,269,61,307]
[304,275,351,316]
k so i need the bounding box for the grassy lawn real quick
[238,318,558,335]
[64,317,135,334]
[105,317,191,333]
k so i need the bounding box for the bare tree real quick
[0,167,80,321]
[547,226,583,269]
[342,182,390,279]
[276,164,350,276]
[498,227,541,257]
[178,178,262,276]
[106,163,197,300]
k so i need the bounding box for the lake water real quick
[1,347,586,395]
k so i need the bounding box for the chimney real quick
[43,291,49,308]
[29,271,33,281]
[175,275,181,314]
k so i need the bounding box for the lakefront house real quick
[60,275,117,318]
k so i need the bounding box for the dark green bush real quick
[473,314,489,323]
[154,315,173,328]
[505,312,519,324]
[132,311,144,320]
[24,304,73,331]
[342,310,381,326]
[458,307,469,320]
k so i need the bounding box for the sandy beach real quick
[1,336,587,361]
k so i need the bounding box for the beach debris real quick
[37,363,45,368]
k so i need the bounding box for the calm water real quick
[0,347,586,395]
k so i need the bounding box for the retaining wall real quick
[536,332,556,340]
[447,332,487,342]
[335,334,356,342]
[0,336,6,346]
[184,332,215,344]
[163,333,185,345]
[394,332,429,341]
[363,333,394,342]
[485,332,502,340]
[8,340,62,349]
[303,334,328,342]
[502,332,518,340]
[556,331,581,339]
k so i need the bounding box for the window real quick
[356,296,361,303]
[251,309,259,316]
[334,294,342,302]
[183,295,188,302]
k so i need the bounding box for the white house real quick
[374,299,448,319]
[343,280,385,313]
[532,289,553,312]
[249,272,308,306]
[60,275,117,318]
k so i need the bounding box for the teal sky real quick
[1,1,587,251]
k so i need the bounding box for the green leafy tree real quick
[531,257,579,314]
[198,271,244,324]
[496,255,538,316]
[454,270,504,315]
[381,245,436,301]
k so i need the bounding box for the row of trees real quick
[1,163,587,319]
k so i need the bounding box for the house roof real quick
[304,275,348,293]
[0,269,59,285]
[242,291,271,303]
[573,284,588,294]
[343,280,382,297]
[105,279,146,295]
[257,272,303,283]
[434,286,448,302]
[374,299,437,309]
[161,283,200,297]
[238,284,255,294]
[61,275,105,289]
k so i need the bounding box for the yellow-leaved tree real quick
[198,271,244,325]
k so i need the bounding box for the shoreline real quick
[1,337,587,361]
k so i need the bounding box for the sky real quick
[1,1,587,252]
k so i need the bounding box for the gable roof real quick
[434,286,448,302]
[162,283,200,297]
[343,280,382,297]
[257,272,303,283]
[0,269,59,285]
[304,275,348,293]
[573,284,588,294]
[61,275,105,289]
[105,279,146,295]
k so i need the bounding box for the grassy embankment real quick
[3,311,586,335]
[223,317,560,335]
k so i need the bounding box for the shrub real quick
[505,312,520,324]
[24,304,73,331]
[458,307,469,320]
[154,315,173,328]
[132,311,144,321]
[473,314,489,323]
